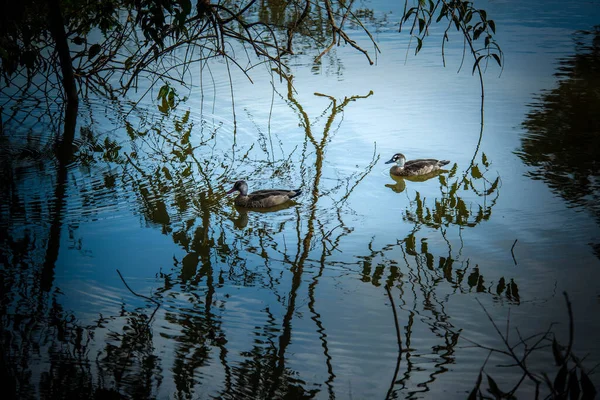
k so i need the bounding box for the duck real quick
[385,153,450,177]
[226,180,302,208]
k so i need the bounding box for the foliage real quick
[400,0,503,74]
[0,0,502,106]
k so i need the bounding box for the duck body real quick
[226,180,302,208]
[385,153,450,177]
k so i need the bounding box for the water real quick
[2,1,600,398]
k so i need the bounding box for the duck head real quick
[385,153,406,167]
[226,180,249,196]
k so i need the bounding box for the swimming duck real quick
[226,180,302,208]
[385,153,450,177]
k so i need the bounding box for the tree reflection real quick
[1,61,515,399]
[356,152,510,397]
[518,26,600,255]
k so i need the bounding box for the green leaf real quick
[157,84,169,100]
[162,166,172,180]
[88,44,101,59]
[482,153,489,167]
[471,165,483,179]
[489,19,496,33]
[415,37,423,54]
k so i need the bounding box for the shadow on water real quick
[517,26,600,256]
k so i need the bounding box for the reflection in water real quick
[518,26,600,255]
[0,59,517,399]
[385,170,446,193]
[0,83,515,398]
[231,203,298,229]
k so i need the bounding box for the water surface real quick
[1,0,600,398]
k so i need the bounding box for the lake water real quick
[1,0,600,398]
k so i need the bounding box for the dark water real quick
[2,1,600,399]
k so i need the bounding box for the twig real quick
[563,291,574,361]
[511,239,518,265]
[117,269,161,306]
[385,285,403,399]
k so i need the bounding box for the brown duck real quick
[226,180,302,208]
[385,153,450,177]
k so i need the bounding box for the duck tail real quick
[290,189,302,198]
[439,160,450,167]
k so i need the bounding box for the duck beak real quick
[385,158,395,164]
[226,187,236,194]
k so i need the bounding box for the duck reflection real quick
[385,170,446,193]
[230,202,298,229]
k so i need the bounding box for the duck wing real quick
[405,158,440,167]
[250,189,301,199]
[243,188,302,208]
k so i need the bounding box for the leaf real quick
[487,374,505,398]
[157,84,169,100]
[464,10,472,24]
[568,370,580,400]
[552,338,564,365]
[479,9,487,21]
[492,53,502,67]
[580,370,597,399]
[471,165,483,179]
[468,372,482,400]
[181,0,192,17]
[436,3,447,22]
[162,166,172,181]
[72,36,85,45]
[472,55,485,75]
[419,18,425,33]
[415,37,423,54]
[554,364,568,394]
[489,19,496,34]
[439,174,447,186]
[88,44,101,59]
[482,153,489,167]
